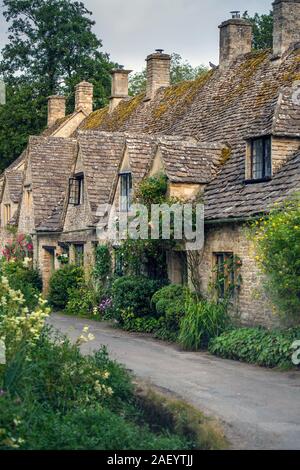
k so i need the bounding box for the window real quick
[4,204,11,225]
[74,244,84,267]
[119,172,132,212]
[214,252,235,299]
[248,136,272,181]
[69,173,84,206]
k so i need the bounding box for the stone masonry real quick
[219,17,252,69]
[145,51,171,101]
[273,0,300,57]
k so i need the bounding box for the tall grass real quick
[178,296,230,350]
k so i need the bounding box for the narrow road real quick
[48,313,300,450]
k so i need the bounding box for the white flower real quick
[23,257,31,268]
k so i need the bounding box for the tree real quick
[0,0,116,171]
[243,11,273,50]
[251,195,300,323]
[0,80,47,172]
[0,0,115,98]
[129,53,208,96]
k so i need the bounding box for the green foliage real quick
[179,297,230,350]
[0,0,116,169]
[118,174,174,279]
[48,265,84,310]
[243,11,273,50]
[251,196,300,322]
[0,327,191,450]
[151,284,189,332]
[0,260,42,309]
[209,327,300,369]
[111,276,164,321]
[65,285,98,318]
[94,245,112,283]
[121,309,160,334]
[135,173,168,207]
[119,309,178,343]
[0,82,47,171]
[129,53,208,96]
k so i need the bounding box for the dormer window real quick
[119,172,132,212]
[246,136,272,183]
[69,173,84,206]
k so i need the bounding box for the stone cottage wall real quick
[197,221,279,328]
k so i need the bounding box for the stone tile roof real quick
[77,131,126,217]
[5,171,24,203]
[29,137,77,231]
[157,137,227,183]
[205,149,300,220]
[79,48,300,220]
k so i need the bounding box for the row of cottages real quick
[0,0,300,327]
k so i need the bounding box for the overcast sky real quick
[0,0,272,72]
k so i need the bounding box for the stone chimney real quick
[145,50,171,101]
[109,68,132,113]
[75,81,94,115]
[273,0,300,57]
[219,12,252,69]
[47,96,66,127]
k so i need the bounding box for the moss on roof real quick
[106,93,146,131]
[81,106,109,130]
[153,70,213,120]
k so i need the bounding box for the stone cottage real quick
[0,0,299,326]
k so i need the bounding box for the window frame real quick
[245,136,272,183]
[119,171,132,212]
[69,173,84,206]
[214,252,235,299]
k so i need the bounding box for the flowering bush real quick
[251,195,300,322]
[1,259,42,309]
[0,275,50,360]
[2,234,33,262]
[99,297,113,318]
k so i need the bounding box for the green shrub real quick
[0,327,191,450]
[121,309,159,333]
[112,276,163,321]
[65,286,98,318]
[251,196,300,323]
[0,260,42,308]
[209,327,300,368]
[48,265,84,310]
[151,284,190,332]
[179,297,230,350]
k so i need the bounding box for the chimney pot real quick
[109,68,132,113]
[145,51,171,101]
[218,16,252,69]
[272,0,300,57]
[47,95,66,128]
[75,81,94,115]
